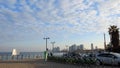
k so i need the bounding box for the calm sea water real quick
[0,52,44,60]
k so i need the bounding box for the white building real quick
[69,44,77,52]
[91,43,94,50]
[69,44,84,52]
[77,44,84,50]
[95,46,98,50]
[53,47,60,52]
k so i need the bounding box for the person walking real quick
[44,51,48,61]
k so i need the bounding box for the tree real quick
[108,25,119,48]
[108,25,120,52]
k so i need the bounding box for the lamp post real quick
[43,37,50,51]
[51,41,55,53]
[43,37,50,61]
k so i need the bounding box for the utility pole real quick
[51,41,55,53]
[43,37,50,51]
[104,33,106,51]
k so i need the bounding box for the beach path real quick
[0,59,81,68]
[0,60,119,68]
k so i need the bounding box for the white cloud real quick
[1,0,120,41]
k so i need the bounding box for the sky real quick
[0,0,120,52]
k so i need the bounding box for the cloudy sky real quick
[0,0,120,52]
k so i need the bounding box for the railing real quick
[0,54,44,61]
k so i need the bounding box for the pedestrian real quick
[44,51,48,61]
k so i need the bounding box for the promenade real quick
[0,59,119,68]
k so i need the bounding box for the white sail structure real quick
[12,49,19,56]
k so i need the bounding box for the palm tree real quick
[108,25,119,49]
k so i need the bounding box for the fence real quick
[0,54,44,61]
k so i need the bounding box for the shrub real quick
[48,56,96,65]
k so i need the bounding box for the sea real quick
[0,52,44,61]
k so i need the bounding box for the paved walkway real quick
[0,60,119,68]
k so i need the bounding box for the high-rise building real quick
[77,44,84,50]
[91,43,94,51]
[95,46,98,50]
[69,44,77,52]
[69,44,84,52]
[53,47,60,52]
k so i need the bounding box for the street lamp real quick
[51,41,55,52]
[43,37,50,51]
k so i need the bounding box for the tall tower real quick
[104,33,107,50]
[91,43,94,52]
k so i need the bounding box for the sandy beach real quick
[0,59,120,68]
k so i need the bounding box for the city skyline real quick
[0,0,120,52]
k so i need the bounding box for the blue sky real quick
[0,0,120,52]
